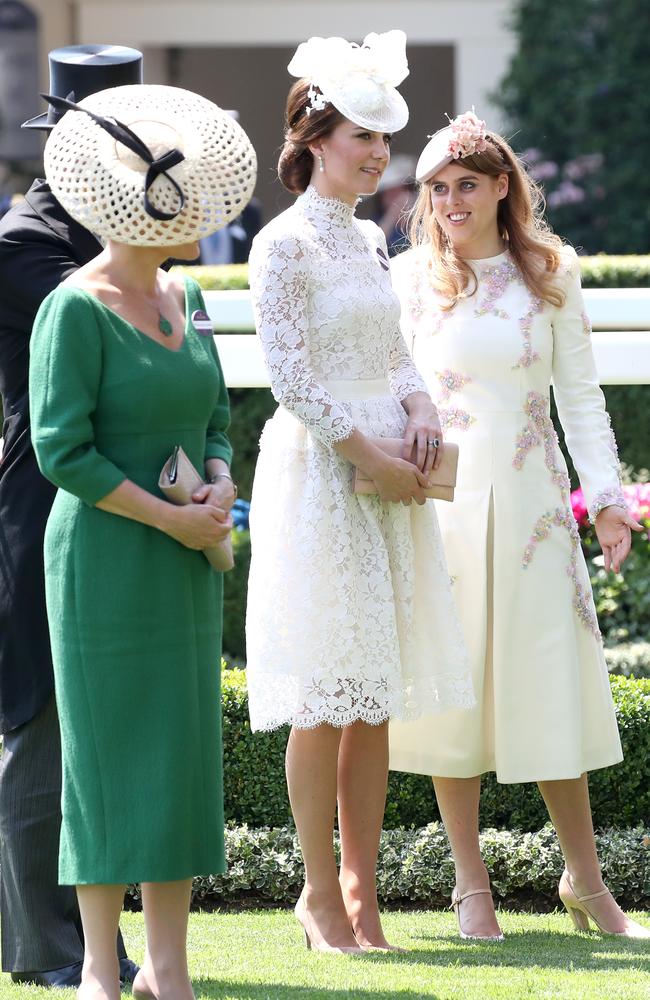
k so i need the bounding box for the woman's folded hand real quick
[370,455,429,506]
[162,502,233,550]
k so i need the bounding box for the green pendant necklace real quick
[158,313,174,337]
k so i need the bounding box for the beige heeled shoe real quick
[294,900,365,954]
[559,870,650,937]
[451,887,505,942]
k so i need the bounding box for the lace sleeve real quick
[387,324,429,400]
[248,232,354,445]
[386,249,428,400]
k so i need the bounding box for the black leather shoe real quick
[11,960,83,987]
[119,957,140,984]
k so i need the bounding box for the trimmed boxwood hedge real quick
[221,669,650,832]
[126,823,650,910]
[182,256,650,291]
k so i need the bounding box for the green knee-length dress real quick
[29,277,230,885]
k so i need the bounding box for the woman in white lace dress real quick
[390,111,649,941]
[246,33,474,952]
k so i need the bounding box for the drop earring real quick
[318,155,325,173]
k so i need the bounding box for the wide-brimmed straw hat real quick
[44,84,257,246]
[288,30,409,133]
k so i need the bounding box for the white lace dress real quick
[245,185,474,732]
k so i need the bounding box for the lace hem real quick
[248,671,476,733]
[589,486,628,523]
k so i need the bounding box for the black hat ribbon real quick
[42,93,186,222]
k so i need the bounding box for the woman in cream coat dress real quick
[389,111,649,941]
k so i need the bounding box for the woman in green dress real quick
[28,85,256,1000]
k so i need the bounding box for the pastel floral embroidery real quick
[589,486,628,523]
[439,406,475,431]
[581,309,592,336]
[513,294,544,369]
[436,368,471,403]
[522,506,601,639]
[474,259,519,319]
[513,391,570,492]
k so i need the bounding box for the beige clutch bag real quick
[158,445,234,572]
[353,438,459,501]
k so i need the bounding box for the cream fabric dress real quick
[245,185,474,732]
[389,245,623,783]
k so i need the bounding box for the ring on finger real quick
[426,437,441,449]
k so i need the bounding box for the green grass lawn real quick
[2,909,649,999]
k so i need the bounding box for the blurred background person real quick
[371,153,416,256]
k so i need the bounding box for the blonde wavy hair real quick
[408,130,566,310]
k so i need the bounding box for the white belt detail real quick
[321,378,390,400]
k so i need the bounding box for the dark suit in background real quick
[0,179,128,973]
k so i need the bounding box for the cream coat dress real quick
[245,186,474,733]
[389,245,624,783]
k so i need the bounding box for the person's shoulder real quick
[250,204,309,264]
[544,243,581,294]
[390,244,428,281]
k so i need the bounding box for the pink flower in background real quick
[571,484,650,529]
[571,488,589,528]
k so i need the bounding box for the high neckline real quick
[465,249,510,269]
[300,184,358,224]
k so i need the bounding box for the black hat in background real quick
[22,43,143,130]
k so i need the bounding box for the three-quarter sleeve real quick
[551,247,626,521]
[248,232,354,445]
[29,288,127,506]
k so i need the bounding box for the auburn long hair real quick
[408,130,566,309]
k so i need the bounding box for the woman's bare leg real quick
[337,720,393,948]
[539,774,648,934]
[76,884,125,1000]
[286,724,361,951]
[132,879,194,999]
[432,776,502,938]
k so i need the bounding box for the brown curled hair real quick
[278,79,345,194]
[408,130,566,309]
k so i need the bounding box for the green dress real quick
[29,277,231,885]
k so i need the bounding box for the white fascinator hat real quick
[43,84,257,246]
[287,29,410,133]
[416,109,489,183]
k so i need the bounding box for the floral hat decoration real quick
[416,109,489,183]
[287,29,410,133]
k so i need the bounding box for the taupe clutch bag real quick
[353,438,459,501]
[158,445,234,572]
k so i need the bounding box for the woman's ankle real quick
[453,860,491,893]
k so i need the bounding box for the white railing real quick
[206,288,650,388]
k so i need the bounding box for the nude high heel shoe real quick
[559,870,650,937]
[451,887,505,942]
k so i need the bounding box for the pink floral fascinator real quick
[416,108,489,183]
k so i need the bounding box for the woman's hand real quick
[192,479,236,513]
[594,505,643,573]
[162,502,233,550]
[370,455,430,505]
[402,394,444,475]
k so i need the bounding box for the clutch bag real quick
[352,438,459,501]
[158,445,234,572]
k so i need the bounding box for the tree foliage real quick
[496,0,650,253]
